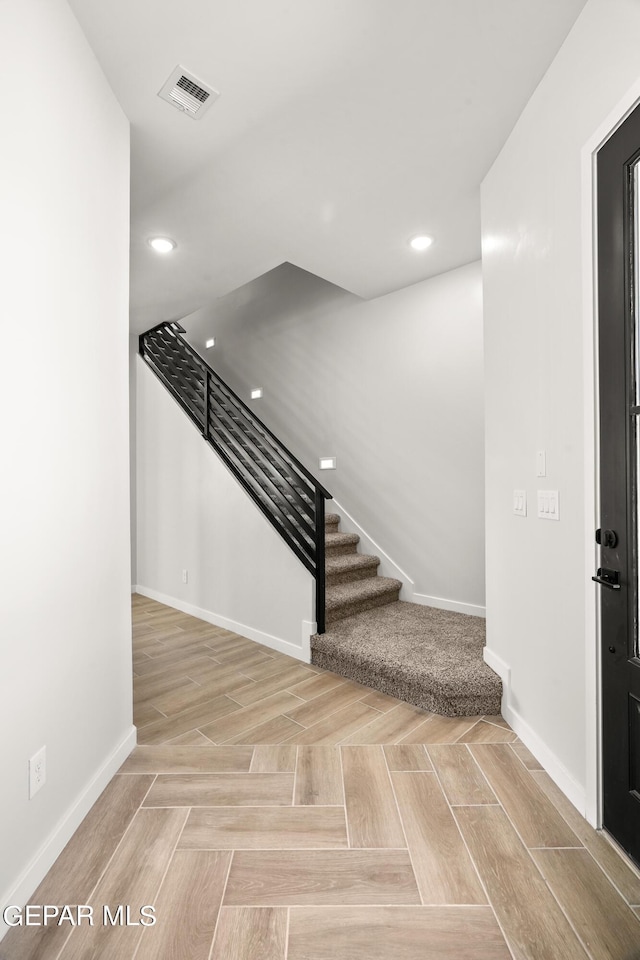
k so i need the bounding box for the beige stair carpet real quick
[315,513,501,717]
[312,601,501,717]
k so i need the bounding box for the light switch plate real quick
[537,489,559,520]
[536,450,546,477]
[513,489,527,517]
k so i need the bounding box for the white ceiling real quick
[68,0,586,332]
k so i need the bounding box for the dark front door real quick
[597,100,640,867]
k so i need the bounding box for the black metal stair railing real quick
[139,320,331,633]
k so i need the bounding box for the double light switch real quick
[513,490,527,517]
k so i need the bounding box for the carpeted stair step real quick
[325,513,340,532]
[326,575,401,624]
[311,601,502,717]
[325,531,360,557]
[326,553,380,586]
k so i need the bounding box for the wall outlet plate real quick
[29,746,46,799]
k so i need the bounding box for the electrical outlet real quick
[182,569,188,584]
[29,746,46,799]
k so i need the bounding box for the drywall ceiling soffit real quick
[68,0,587,330]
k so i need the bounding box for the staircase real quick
[140,322,501,717]
[324,513,402,624]
[313,513,502,717]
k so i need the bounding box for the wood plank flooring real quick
[4,594,639,960]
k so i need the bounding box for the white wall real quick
[0,0,132,934]
[482,0,640,812]
[183,260,485,614]
[136,359,315,655]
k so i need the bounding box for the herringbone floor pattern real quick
[4,596,640,960]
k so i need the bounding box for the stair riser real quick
[326,586,400,625]
[326,564,380,587]
[325,521,339,533]
[325,542,358,558]
[309,650,502,717]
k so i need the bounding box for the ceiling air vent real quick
[158,65,219,119]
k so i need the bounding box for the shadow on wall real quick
[181,259,486,612]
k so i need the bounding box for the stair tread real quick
[326,576,401,609]
[326,531,359,546]
[325,513,340,524]
[326,553,379,573]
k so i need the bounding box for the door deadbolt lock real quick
[595,528,619,548]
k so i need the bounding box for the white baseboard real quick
[0,726,137,943]
[133,585,309,663]
[483,645,586,816]
[300,621,315,661]
[412,592,486,618]
[504,703,586,815]
[482,646,511,686]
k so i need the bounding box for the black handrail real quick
[149,321,331,497]
[139,320,330,634]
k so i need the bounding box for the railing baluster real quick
[203,369,210,439]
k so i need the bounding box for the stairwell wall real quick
[182,260,485,614]
[0,0,132,937]
[135,358,315,656]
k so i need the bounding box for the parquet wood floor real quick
[4,595,640,960]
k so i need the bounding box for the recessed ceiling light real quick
[250,388,263,399]
[205,338,215,348]
[148,237,176,253]
[409,234,434,251]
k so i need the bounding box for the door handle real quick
[592,567,621,590]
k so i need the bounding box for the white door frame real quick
[582,79,640,828]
